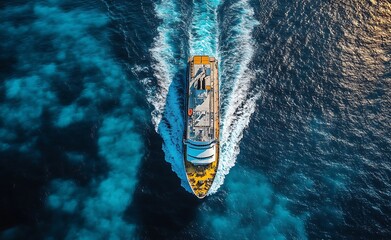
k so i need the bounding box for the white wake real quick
[209,0,260,193]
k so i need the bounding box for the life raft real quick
[188,108,193,116]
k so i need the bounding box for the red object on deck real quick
[188,108,193,116]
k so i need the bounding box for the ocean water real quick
[0,0,390,239]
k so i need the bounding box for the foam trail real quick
[209,0,260,194]
[189,0,221,56]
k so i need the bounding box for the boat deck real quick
[184,56,219,198]
[186,57,215,142]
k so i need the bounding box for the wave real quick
[209,0,260,193]
[138,0,260,194]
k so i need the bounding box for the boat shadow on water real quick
[125,65,203,239]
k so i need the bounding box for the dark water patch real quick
[37,113,104,184]
[51,66,85,105]
[127,127,201,240]
[0,56,18,80]
[0,150,46,232]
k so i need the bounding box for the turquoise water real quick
[0,0,390,239]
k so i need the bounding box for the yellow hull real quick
[184,144,219,198]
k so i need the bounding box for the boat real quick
[183,56,219,199]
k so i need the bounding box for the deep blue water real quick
[0,0,390,239]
